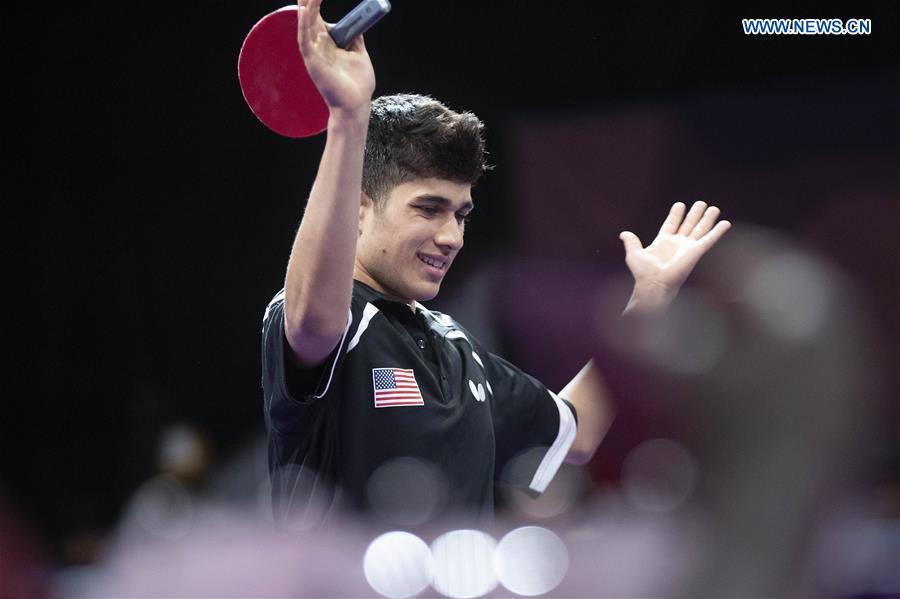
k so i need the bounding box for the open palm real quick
[620,201,731,293]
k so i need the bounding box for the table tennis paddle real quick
[238,0,391,138]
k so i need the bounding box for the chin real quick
[412,281,441,302]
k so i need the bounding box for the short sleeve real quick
[261,290,353,434]
[485,352,578,494]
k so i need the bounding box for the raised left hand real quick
[620,201,731,309]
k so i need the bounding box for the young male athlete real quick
[261,0,731,523]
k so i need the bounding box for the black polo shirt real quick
[261,281,577,523]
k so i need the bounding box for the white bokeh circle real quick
[363,531,433,598]
[431,529,498,598]
[495,526,569,596]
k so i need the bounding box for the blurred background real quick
[5,1,898,596]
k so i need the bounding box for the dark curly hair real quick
[362,94,489,206]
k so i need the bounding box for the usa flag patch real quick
[372,367,424,408]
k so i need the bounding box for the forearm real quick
[560,360,615,465]
[284,107,370,339]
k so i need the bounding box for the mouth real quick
[417,253,449,273]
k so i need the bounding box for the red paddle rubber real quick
[238,6,330,138]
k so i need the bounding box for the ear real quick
[359,192,373,234]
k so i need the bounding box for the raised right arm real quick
[283,0,376,367]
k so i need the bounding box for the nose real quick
[434,215,464,253]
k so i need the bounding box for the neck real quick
[352,268,416,309]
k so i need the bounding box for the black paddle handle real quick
[329,0,392,49]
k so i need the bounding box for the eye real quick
[416,205,439,216]
[456,212,472,224]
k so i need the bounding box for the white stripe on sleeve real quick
[528,391,578,493]
[311,308,354,400]
[346,302,379,354]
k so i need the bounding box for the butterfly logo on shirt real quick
[417,306,493,405]
[468,379,486,402]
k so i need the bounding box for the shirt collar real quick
[353,279,420,316]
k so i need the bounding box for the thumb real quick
[619,231,643,255]
[346,32,366,52]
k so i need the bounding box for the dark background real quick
[6,0,898,564]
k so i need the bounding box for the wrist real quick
[622,280,677,316]
[328,104,371,134]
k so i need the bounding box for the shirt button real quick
[416,338,426,349]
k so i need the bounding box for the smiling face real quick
[354,178,474,304]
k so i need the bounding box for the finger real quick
[689,205,720,239]
[301,0,323,41]
[696,220,732,251]
[297,2,314,51]
[658,202,686,236]
[677,200,707,236]
[308,0,324,29]
[619,231,644,256]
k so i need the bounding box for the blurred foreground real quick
[4,225,897,598]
